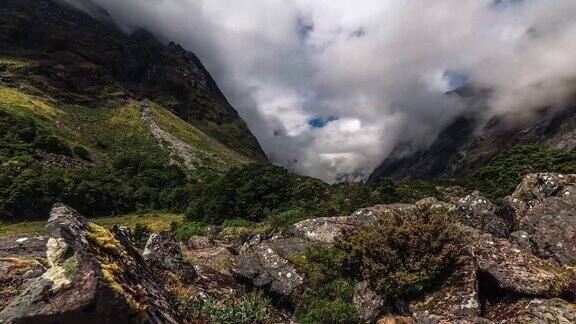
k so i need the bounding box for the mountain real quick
[0,0,265,219]
[369,87,576,183]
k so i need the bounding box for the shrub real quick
[173,221,205,242]
[466,144,576,202]
[336,207,463,301]
[181,291,271,323]
[295,246,358,323]
[72,145,91,161]
[131,222,152,247]
[266,207,307,228]
[222,218,254,228]
[34,134,72,156]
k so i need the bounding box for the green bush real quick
[266,208,307,228]
[295,246,358,323]
[72,145,91,161]
[34,134,72,156]
[336,207,463,301]
[173,221,205,242]
[181,291,271,323]
[466,144,576,202]
[222,218,254,228]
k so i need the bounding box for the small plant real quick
[294,245,358,323]
[173,221,205,242]
[266,207,307,228]
[222,218,254,228]
[336,208,463,301]
[131,223,152,248]
[181,291,271,323]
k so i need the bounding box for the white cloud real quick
[69,0,576,182]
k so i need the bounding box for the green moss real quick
[62,256,77,279]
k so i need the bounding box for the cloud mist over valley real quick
[67,0,576,182]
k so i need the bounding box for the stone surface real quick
[486,298,576,323]
[456,192,511,237]
[469,231,575,297]
[290,203,413,244]
[353,281,387,322]
[0,203,183,324]
[143,231,196,298]
[232,242,304,304]
[376,316,415,324]
[410,257,481,322]
[0,235,47,259]
[504,173,576,265]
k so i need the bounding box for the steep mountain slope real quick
[0,0,265,162]
[0,0,265,220]
[369,89,576,183]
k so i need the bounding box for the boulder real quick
[486,298,576,323]
[143,231,196,297]
[456,192,511,237]
[232,242,304,304]
[503,173,576,265]
[290,203,413,244]
[353,281,387,322]
[0,235,47,259]
[0,203,183,324]
[410,257,481,321]
[469,231,575,298]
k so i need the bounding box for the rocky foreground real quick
[1,173,576,323]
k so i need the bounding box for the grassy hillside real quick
[0,212,183,236]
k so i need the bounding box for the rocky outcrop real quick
[143,231,196,297]
[456,192,511,237]
[290,203,414,244]
[504,173,576,265]
[0,204,183,324]
[354,281,387,322]
[410,257,481,321]
[486,298,576,322]
[232,241,304,304]
[469,230,575,298]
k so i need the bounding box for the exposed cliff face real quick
[0,0,265,160]
[369,90,576,183]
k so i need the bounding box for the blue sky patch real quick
[308,115,340,128]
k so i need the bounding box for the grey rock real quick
[486,298,576,323]
[504,173,576,265]
[232,242,304,303]
[469,231,575,297]
[143,231,195,286]
[353,281,386,322]
[456,192,511,237]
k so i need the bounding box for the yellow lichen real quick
[85,222,145,312]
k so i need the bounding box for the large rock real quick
[353,281,387,322]
[504,173,576,265]
[232,242,304,304]
[486,298,576,323]
[143,231,196,298]
[410,257,481,322]
[0,203,183,324]
[469,231,575,298]
[290,203,414,244]
[456,192,511,237]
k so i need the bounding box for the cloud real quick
[67,0,576,182]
